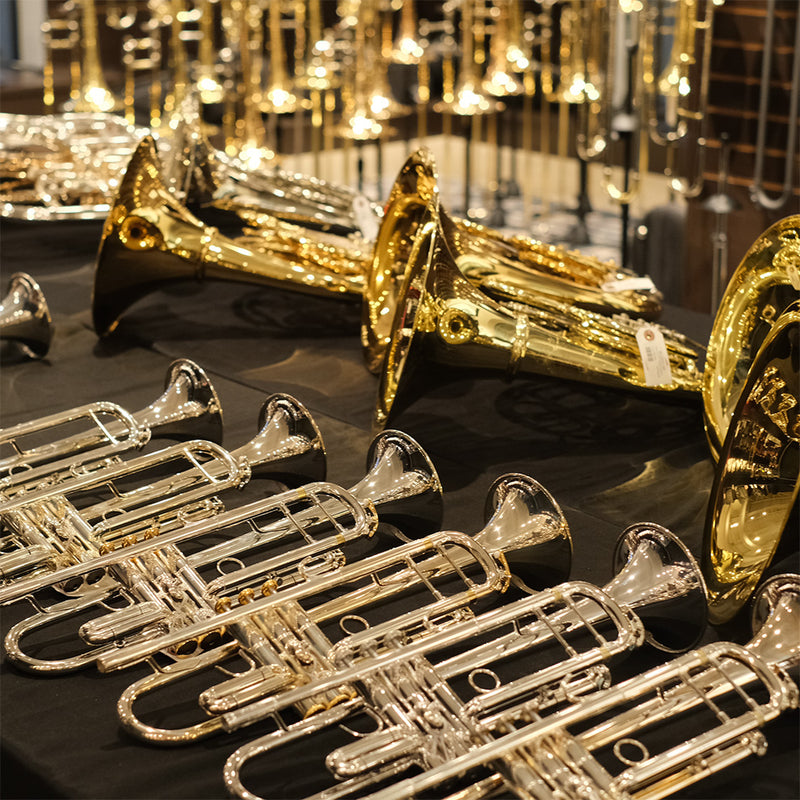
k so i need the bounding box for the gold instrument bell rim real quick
[702,213,800,460]
[702,301,800,625]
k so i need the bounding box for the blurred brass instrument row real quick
[4,0,758,221]
[0,316,796,797]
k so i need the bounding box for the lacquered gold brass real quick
[371,152,703,429]
[702,300,799,624]
[67,0,121,113]
[703,215,800,458]
[92,136,369,335]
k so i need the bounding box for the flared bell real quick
[132,358,223,445]
[349,429,443,539]
[475,473,572,591]
[702,301,800,625]
[372,169,704,429]
[92,136,366,336]
[703,214,800,459]
[0,272,53,359]
[231,394,327,486]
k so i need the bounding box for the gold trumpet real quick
[702,299,799,624]
[0,273,53,360]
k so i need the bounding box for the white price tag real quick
[636,325,673,387]
[602,276,657,293]
[352,195,380,242]
[787,263,800,291]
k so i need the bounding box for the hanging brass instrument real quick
[221,523,706,800]
[702,299,799,624]
[750,0,800,211]
[1,429,443,674]
[347,572,799,800]
[0,273,53,360]
[370,152,703,429]
[0,394,325,593]
[0,358,222,499]
[90,471,570,684]
[703,214,800,458]
[64,0,121,113]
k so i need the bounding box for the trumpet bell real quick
[349,429,442,539]
[703,214,800,459]
[133,358,223,445]
[702,301,800,625]
[609,522,707,653]
[0,272,53,359]
[749,573,800,676]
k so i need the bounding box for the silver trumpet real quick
[92,475,571,745]
[221,523,707,800]
[0,272,53,359]
[349,573,800,800]
[0,394,326,593]
[1,429,442,673]
[0,358,222,499]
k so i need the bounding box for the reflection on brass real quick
[0,273,53,360]
[702,301,800,624]
[371,151,703,429]
[0,113,148,220]
[92,136,370,335]
[703,215,800,459]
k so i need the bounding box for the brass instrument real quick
[0,112,148,221]
[750,0,800,210]
[347,572,799,800]
[0,394,325,592]
[91,471,571,680]
[64,0,121,113]
[92,135,370,336]
[2,429,442,674]
[391,0,424,64]
[702,299,799,624]
[0,273,53,360]
[94,139,666,374]
[482,0,523,98]
[644,0,719,198]
[702,214,800,458]
[370,152,703,429]
[260,0,307,115]
[0,358,222,498]
[221,523,707,800]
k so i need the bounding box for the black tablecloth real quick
[1,217,797,800]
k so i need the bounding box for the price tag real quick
[636,325,673,386]
[602,276,657,293]
[352,195,380,242]
[787,263,800,291]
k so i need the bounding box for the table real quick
[1,216,797,800]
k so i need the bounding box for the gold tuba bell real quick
[702,299,799,624]
[370,153,705,429]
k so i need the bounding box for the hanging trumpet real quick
[0,394,325,595]
[0,358,222,499]
[354,572,799,800]
[0,273,53,360]
[1,428,443,675]
[221,522,707,800]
